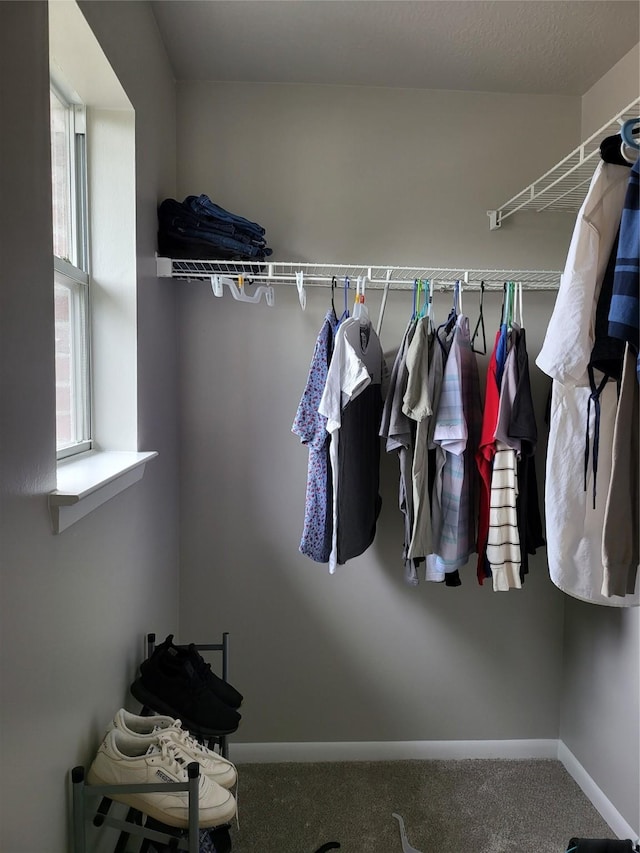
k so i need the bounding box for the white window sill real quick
[49,449,158,534]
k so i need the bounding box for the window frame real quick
[50,78,92,460]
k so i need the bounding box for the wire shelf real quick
[157,258,561,290]
[488,96,640,229]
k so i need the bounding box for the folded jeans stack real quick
[158,194,273,262]
[86,708,238,829]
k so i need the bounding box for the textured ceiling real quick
[151,0,639,94]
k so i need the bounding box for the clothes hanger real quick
[339,275,350,322]
[355,274,371,326]
[507,281,516,329]
[444,281,459,334]
[435,281,459,355]
[295,269,307,311]
[418,279,431,320]
[620,118,640,149]
[392,813,423,853]
[471,280,487,355]
[210,274,275,306]
[331,276,337,316]
[427,279,434,327]
[375,268,393,338]
[353,275,362,319]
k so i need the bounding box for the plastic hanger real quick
[412,279,421,320]
[359,273,370,325]
[621,118,640,149]
[211,274,275,306]
[338,276,350,322]
[353,276,370,325]
[418,279,432,320]
[435,281,459,355]
[295,270,307,311]
[517,281,523,328]
[331,276,337,316]
[392,813,423,853]
[426,279,434,326]
[471,281,487,355]
[444,281,460,334]
[375,268,393,338]
[619,143,637,165]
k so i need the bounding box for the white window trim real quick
[49,450,158,534]
[48,0,157,534]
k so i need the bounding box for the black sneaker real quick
[184,643,243,710]
[130,646,241,736]
[153,635,243,709]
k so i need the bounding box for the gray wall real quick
[174,80,578,745]
[0,2,178,851]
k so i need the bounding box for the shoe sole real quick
[87,767,236,828]
[130,678,240,737]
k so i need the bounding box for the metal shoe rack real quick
[70,631,235,853]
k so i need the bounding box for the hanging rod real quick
[488,95,640,230]
[156,258,561,290]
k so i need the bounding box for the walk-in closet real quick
[1,2,638,852]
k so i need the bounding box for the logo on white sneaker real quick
[156,769,174,784]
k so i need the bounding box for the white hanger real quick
[353,276,362,319]
[211,274,275,307]
[295,269,307,311]
[517,281,524,328]
[375,268,393,337]
[353,275,370,325]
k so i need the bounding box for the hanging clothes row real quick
[536,124,639,608]
[293,275,545,592]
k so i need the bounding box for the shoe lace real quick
[156,733,198,781]
[170,721,209,757]
[171,721,236,770]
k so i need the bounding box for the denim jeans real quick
[185,195,265,238]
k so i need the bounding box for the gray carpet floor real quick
[231,759,614,853]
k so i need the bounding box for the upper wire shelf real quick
[156,258,561,290]
[488,95,640,230]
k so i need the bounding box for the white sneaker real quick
[87,728,236,828]
[109,708,237,789]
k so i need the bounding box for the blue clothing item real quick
[186,195,266,238]
[292,310,338,562]
[180,199,236,234]
[609,158,639,375]
[495,323,509,388]
[176,226,267,258]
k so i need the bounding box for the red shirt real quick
[475,331,501,584]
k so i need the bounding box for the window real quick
[50,82,91,458]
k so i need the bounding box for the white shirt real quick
[536,161,630,387]
[318,318,371,574]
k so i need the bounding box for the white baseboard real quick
[229,738,558,764]
[557,740,639,843]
